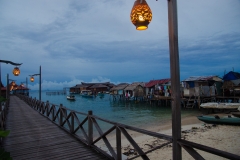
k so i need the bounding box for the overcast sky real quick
[1,0,240,90]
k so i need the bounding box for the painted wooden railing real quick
[0,98,9,130]
[0,98,10,146]
[16,94,240,160]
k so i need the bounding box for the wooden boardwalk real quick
[3,96,109,160]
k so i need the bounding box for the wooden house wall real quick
[92,87,108,93]
[184,84,217,97]
[134,86,145,97]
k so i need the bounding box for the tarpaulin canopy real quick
[223,71,240,81]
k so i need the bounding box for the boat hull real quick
[67,96,75,101]
[81,94,94,98]
[200,103,240,109]
[197,115,240,125]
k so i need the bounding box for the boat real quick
[200,102,240,109]
[197,115,240,125]
[67,95,75,101]
[80,90,95,98]
[98,92,105,98]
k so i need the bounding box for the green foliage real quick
[0,130,10,138]
[0,96,6,103]
[0,130,12,160]
[0,148,12,160]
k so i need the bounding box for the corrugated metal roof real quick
[124,82,145,91]
[110,83,129,91]
[183,75,220,81]
[145,79,170,88]
[89,84,108,88]
[10,85,29,90]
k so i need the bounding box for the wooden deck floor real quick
[3,96,109,160]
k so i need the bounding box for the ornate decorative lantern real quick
[12,67,20,76]
[130,0,152,30]
[30,76,34,82]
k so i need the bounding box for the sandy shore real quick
[97,114,240,160]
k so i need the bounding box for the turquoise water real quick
[29,90,200,129]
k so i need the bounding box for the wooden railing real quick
[16,94,240,160]
[0,98,10,146]
[0,98,9,130]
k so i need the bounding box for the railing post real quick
[116,127,122,160]
[88,110,93,146]
[46,101,49,117]
[60,104,63,126]
[71,112,74,133]
[0,102,2,112]
[52,105,55,121]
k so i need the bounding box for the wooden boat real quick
[197,115,240,125]
[200,102,240,109]
[67,95,75,101]
[81,90,94,98]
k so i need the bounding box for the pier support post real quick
[88,110,93,146]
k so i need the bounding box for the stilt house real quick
[222,71,240,97]
[124,82,145,99]
[182,75,222,97]
[145,79,171,96]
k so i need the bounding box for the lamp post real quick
[130,0,181,159]
[29,66,41,101]
[21,77,28,89]
[7,77,16,100]
[0,60,22,98]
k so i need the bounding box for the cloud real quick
[0,0,239,90]
[28,76,112,90]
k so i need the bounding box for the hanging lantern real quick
[13,67,20,76]
[130,0,152,30]
[30,76,34,82]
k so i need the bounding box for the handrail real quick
[16,94,240,160]
[0,97,10,145]
[0,97,10,130]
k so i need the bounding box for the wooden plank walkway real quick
[3,96,109,160]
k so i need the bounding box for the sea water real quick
[29,90,200,130]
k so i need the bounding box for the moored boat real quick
[98,92,105,97]
[197,115,240,125]
[200,102,240,109]
[81,90,95,98]
[67,95,75,101]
